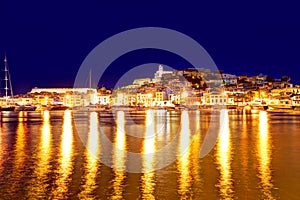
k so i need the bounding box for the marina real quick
[2,63,300,113]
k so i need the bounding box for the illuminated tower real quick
[158,64,163,72]
[154,64,173,78]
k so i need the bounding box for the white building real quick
[30,87,97,106]
[30,87,97,94]
[154,65,173,78]
[202,92,235,106]
[64,94,84,107]
[97,95,111,105]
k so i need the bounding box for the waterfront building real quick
[185,96,201,106]
[291,94,300,106]
[30,87,97,106]
[202,91,235,106]
[134,93,150,107]
[112,93,128,106]
[96,87,112,106]
[63,94,84,107]
[33,95,54,105]
[209,92,227,105]
[17,97,34,105]
[30,87,96,94]
[22,66,299,109]
[97,95,111,105]
[155,91,164,101]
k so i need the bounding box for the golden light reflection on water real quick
[79,112,100,199]
[10,112,27,194]
[257,111,275,199]
[15,111,26,169]
[0,108,296,199]
[141,110,156,200]
[0,120,4,175]
[166,111,171,140]
[111,111,127,199]
[191,111,202,192]
[156,110,165,141]
[28,111,52,198]
[40,111,51,170]
[215,109,234,199]
[18,111,27,122]
[52,110,74,199]
[241,109,249,185]
[177,111,192,199]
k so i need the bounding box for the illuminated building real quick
[154,65,173,78]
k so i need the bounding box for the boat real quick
[14,105,37,111]
[73,104,106,112]
[268,98,294,110]
[0,105,15,111]
[250,99,268,110]
[49,104,70,111]
[226,104,237,109]
[0,54,16,111]
[111,105,136,112]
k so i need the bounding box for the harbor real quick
[1,60,300,113]
[1,56,300,198]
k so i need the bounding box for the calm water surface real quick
[0,109,299,199]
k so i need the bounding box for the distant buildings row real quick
[2,65,300,110]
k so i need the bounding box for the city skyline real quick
[1,2,300,94]
[0,58,297,96]
[2,63,298,112]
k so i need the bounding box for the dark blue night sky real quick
[1,1,300,94]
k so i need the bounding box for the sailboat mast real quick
[4,55,8,102]
[3,54,13,102]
